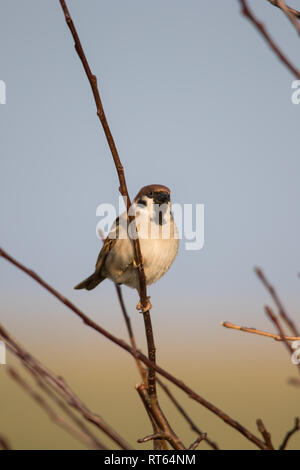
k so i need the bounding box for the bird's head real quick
[133,184,171,226]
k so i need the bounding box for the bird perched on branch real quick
[74,184,178,311]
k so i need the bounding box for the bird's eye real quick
[137,199,147,206]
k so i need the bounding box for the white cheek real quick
[151,203,170,223]
[149,203,156,219]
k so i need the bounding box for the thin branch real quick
[188,433,207,450]
[57,0,147,309]
[135,384,185,450]
[58,0,156,419]
[264,306,294,354]
[105,240,172,450]
[0,321,131,450]
[137,432,169,444]
[276,0,300,35]
[0,435,11,450]
[240,0,300,79]
[7,367,106,450]
[256,419,274,450]
[115,284,147,384]
[142,311,157,402]
[98,228,147,385]
[20,365,106,450]
[265,305,300,375]
[118,287,190,451]
[136,384,168,450]
[255,268,299,337]
[222,321,300,342]
[268,0,300,18]
[279,417,300,450]
[118,278,203,451]
[115,284,169,450]
[0,248,269,450]
[115,282,219,450]
[157,378,219,450]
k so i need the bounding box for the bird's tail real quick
[74,272,104,291]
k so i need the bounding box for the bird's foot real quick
[136,296,152,313]
[132,256,144,269]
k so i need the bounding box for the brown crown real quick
[134,184,171,201]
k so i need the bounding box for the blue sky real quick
[1,1,299,331]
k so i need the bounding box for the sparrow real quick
[74,184,178,311]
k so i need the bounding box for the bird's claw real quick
[136,297,152,313]
[132,256,144,269]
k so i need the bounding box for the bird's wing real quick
[95,237,116,272]
[95,216,120,273]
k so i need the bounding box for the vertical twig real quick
[115,285,165,449]
[58,0,147,306]
[136,385,168,450]
[58,0,157,420]
[136,384,185,450]
[116,284,218,449]
[115,284,147,384]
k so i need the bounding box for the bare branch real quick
[240,0,300,79]
[265,305,300,375]
[136,384,168,450]
[137,432,169,444]
[0,435,11,450]
[256,419,274,450]
[58,0,157,420]
[276,0,300,35]
[115,284,170,449]
[264,306,294,354]
[255,267,299,337]
[157,378,219,450]
[117,284,218,450]
[268,0,300,19]
[98,228,147,385]
[57,0,148,309]
[16,364,106,450]
[222,321,300,342]
[7,367,106,450]
[0,248,269,449]
[188,433,207,450]
[0,320,131,450]
[135,384,185,450]
[279,417,300,450]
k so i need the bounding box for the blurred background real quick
[0,0,299,449]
